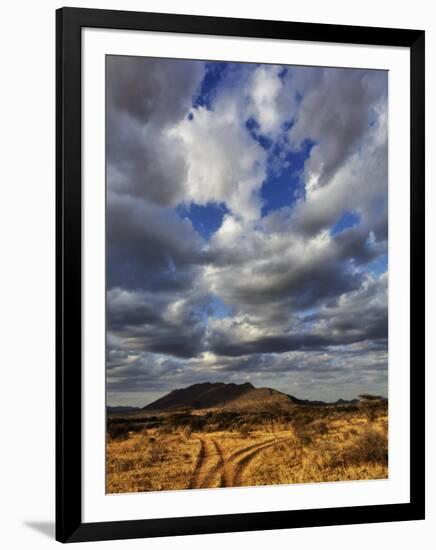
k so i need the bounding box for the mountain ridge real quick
[141,381,362,412]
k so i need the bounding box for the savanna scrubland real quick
[106,397,388,494]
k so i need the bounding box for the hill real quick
[142,381,358,412]
[107,406,140,414]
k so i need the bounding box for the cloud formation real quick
[106,57,388,405]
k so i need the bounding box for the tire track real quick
[215,435,294,488]
[228,437,278,461]
[190,436,223,489]
[214,437,280,487]
[200,439,225,488]
[190,434,294,489]
[232,436,294,486]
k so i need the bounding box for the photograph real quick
[105,55,389,494]
[0,0,429,545]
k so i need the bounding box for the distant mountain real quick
[142,382,360,412]
[107,406,140,414]
[358,394,387,402]
[143,382,259,412]
[334,398,360,405]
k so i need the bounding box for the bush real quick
[362,403,379,422]
[189,415,208,431]
[149,441,167,464]
[315,421,329,435]
[107,422,129,441]
[292,420,312,446]
[159,425,174,435]
[342,428,388,465]
[107,418,147,440]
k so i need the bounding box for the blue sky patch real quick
[331,210,361,236]
[245,118,273,150]
[177,202,229,240]
[261,140,314,216]
[367,253,388,276]
[208,295,233,319]
[278,67,288,82]
[193,62,231,110]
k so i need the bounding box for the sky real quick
[106,56,388,407]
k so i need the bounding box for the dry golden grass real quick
[106,429,199,493]
[246,416,388,486]
[106,404,388,493]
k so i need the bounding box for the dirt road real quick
[190,434,294,489]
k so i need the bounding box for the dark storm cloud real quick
[229,257,363,310]
[107,288,161,331]
[207,318,386,358]
[206,221,385,317]
[107,288,208,359]
[107,117,188,206]
[334,225,386,265]
[289,68,387,185]
[107,193,204,291]
[106,56,204,206]
[208,333,330,357]
[107,353,186,392]
[214,347,386,375]
[313,273,388,340]
[114,327,204,359]
[206,272,387,357]
[107,56,204,127]
[105,190,210,361]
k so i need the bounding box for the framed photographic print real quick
[56,7,425,543]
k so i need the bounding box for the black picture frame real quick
[56,7,425,543]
